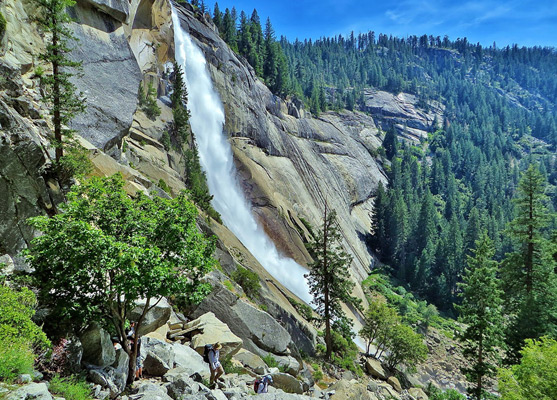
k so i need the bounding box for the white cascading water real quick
[171,8,312,304]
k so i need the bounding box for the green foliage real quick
[231,266,260,299]
[33,0,86,162]
[262,354,279,368]
[311,363,323,381]
[360,296,400,356]
[328,330,362,375]
[141,82,161,120]
[498,337,557,400]
[0,338,35,382]
[0,285,50,351]
[25,174,215,381]
[0,11,6,38]
[158,179,170,194]
[306,205,358,360]
[287,297,313,321]
[161,131,171,151]
[49,375,93,400]
[220,354,245,375]
[500,164,557,362]
[222,280,235,292]
[53,142,93,184]
[385,323,427,371]
[427,385,466,400]
[457,233,504,399]
[0,286,50,382]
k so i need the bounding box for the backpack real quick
[253,379,262,393]
[203,344,214,363]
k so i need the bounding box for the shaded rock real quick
[409,388,429,400]
[130,297,172,336]
[80,324,116,368]
[387,376,402,393]
[365,358,387,380]
[112,348,130,376]
[172,343,211,379]
[16,374,32,384]
[271,372,304,394]
[184,312,243,358]
[191,285,291,356]
[81,0,129,23]
[142,337,175,376]
[7,382,53,400]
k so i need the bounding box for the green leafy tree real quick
[360,296,398,356]
[26,174,216,384]
[385,323,427,370]
[457,232,505,400]
[305,203,358,360]
[34,0,85,162]
[171,62,191,143]
[498,337,557,400]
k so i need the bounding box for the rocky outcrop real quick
[142,336,175,376]
[68,1,142,154]
[184,312,243,358]
[362,89,443,140]
[81,0,129,23]
[328,379,378,400]
[365,358,388,380]
[191,284,293,356]
[80,324,116,368]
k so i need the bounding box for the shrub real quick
[158,179,170,194]
[287,297,313,321]
[140,82,161,120]
[0,338,34,382]
[231,266,260,299]
[262,354,279,368]
[49,375,94,400]
[54,143,93,185]
[385,324,427,371]
[427,384,466,400]
[220,355,245,375]
[311,363,323,381]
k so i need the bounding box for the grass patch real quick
[48,375,93,400]
[0,338,34,382]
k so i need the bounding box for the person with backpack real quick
[254,374,273,393]
[204,342,223,387]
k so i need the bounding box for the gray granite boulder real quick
[6,383,53,400]
[142,337,175,376]
[80,324,116,368]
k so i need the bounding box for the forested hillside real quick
[206,0,557,364]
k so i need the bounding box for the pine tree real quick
[457,233,505,400]
[501,164,557,362]
[34,0,85,162]
[305,203,357,360]
[171,62,191,143]
[212,2,223,31]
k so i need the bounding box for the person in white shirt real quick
[209,342,224,386]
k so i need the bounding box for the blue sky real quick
[209,0,557,48]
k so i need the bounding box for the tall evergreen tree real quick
[501,164,557,362]
[34,0,85,162]
[305,203,357,360]
[457,233,505,400]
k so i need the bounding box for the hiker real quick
[255,374,273,393]
[127,322,143,380]
[206,342,224,386]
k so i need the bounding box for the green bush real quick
[54,143,93,185]
[287,297,313,321]
[0,338,34,382]
[49,375,94,400]
[231,266,261,299]
[262,354,279,368]
[427,384,466,400]
[139,82,161,120]
[311,363,323,381]
[0,12,6,39]
[158,179,170,194]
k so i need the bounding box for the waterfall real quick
[171,8,312,304]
